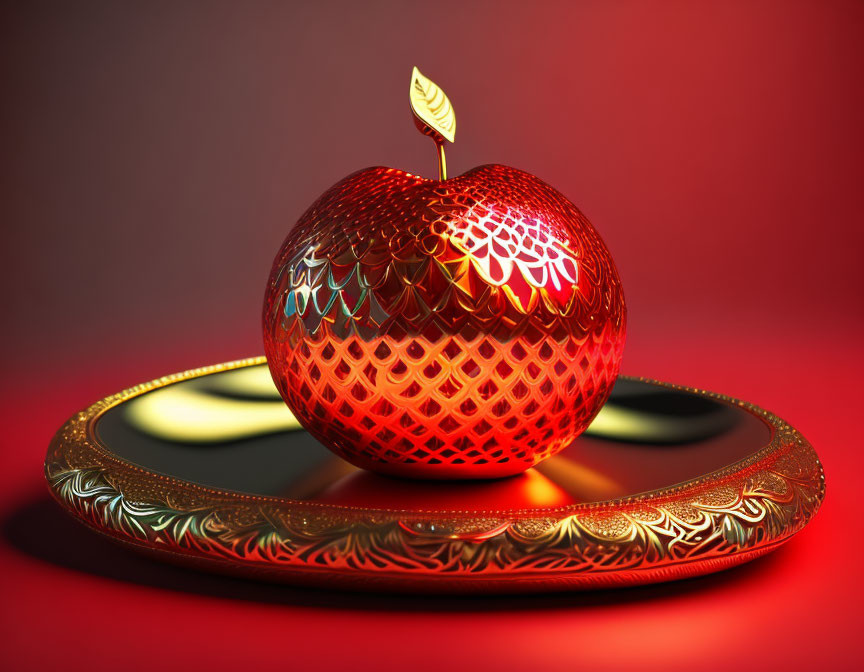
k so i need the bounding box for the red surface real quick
[0,336,859,671]
[2,0,862,670]
[264,165,624,477]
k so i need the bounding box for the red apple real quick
[263,163,626,478]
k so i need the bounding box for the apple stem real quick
[436,141,447,181]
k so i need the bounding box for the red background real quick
[1,1,861,670]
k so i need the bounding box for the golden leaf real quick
[410,66,456,144]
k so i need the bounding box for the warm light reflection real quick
[587,404,733,443]
[204,365,284,399]
[533,455,625,501]
[279,457,359,500]
[449,203,580,312]
[124,379,299,443]
[316,464,578,509]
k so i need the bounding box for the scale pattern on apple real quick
[263,164,626,478]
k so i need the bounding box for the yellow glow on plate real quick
[124,384,300,443]
[587,404,727,443]
[204,366,283,399]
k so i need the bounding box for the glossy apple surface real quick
[263,164,626,478]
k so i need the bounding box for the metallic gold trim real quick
[44,358,825,592]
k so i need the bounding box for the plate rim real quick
[43,357,825,591]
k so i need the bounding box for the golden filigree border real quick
[44,357,825,592]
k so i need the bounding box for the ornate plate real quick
[44,358,824,593]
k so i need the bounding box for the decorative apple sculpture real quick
[263,67,626,479]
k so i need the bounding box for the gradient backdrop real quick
[1,1,862,670]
